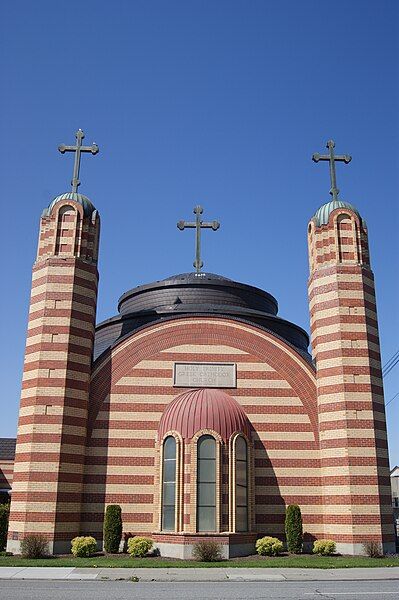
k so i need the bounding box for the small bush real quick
[103,505,122,553]
[313,539,336,556]
[0,504,10,551]
[127,536,153,558]
[192,540,222,562]
[362,540,383,558]
[20,534,49,558]
[71,536,97,557]
[256,536,284,556]
[285,504,303,553]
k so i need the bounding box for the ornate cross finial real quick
[58,129,99,193]
[312,140,351,201]
[177,205,220,274]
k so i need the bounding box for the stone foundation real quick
[152,532,257,559]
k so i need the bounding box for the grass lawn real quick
[0,554,399,568]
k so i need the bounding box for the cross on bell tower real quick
[58,129,99,193]
[312,140,352,201]
[177,205,220,274]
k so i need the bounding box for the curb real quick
[1,566,399,582]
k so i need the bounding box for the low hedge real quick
[127,537,153,557]
[71,536,97,557]
[313,539,336,556]
[20,534,48,558]
[256,536,284,556]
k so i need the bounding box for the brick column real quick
[8,196,100,554]
[308,206,394,554]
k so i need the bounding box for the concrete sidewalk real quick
[0,566,399,581]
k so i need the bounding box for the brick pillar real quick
[8,194,100,554]
[308,205,395,554]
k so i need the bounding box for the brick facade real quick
[6,194,394,556]
[81,318,320,548]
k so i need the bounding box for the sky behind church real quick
[1,1,398,463]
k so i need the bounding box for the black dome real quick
[118,272,278,316]
[161,272,233,282]
[94,272,311,363]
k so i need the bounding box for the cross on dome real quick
[312,140,351,201]
[58,129,99,193]
[177,205,220,274]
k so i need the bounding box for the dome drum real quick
[93,272,311,361]
[118,273,278,316]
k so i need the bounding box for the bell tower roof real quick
[312,199,361,227]
[42,192,96,217]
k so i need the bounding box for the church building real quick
[5,133,394,557]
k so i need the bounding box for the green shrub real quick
[103,505,122,553]
[192,540,223,562]
[313,539,336,556]
[362,540,383,558]
[127,536,153,558]
[71,536,97,557]
[255,536,284,556]
[20,534,49,558]
[0,504,10,551]
[285,504,303,554]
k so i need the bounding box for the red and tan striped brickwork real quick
[308,207,395,553]
[7,195,394,556]
[7,199,100,554]
[82,317,322,549]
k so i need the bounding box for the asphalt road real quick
[1,580,399,600]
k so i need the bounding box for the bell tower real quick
[308,140,395,554]
[7,130,100,553]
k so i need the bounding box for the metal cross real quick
[312,140,351,201]
[58,129,99,193]
[177,205,220,274]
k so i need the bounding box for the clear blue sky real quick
[1,1,398,464]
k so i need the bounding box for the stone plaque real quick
[174,362,236,388]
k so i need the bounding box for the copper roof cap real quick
[158,388,251,441]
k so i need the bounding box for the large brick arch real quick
[82,317,321,541]
[89,317,317,436]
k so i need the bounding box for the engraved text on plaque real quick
[174,362,236,388]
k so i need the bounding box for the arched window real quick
[55,206,76,256]
[162,436,176,531]
[336,213,355,263]
[235,436,248,532]
[197,435,216,532]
